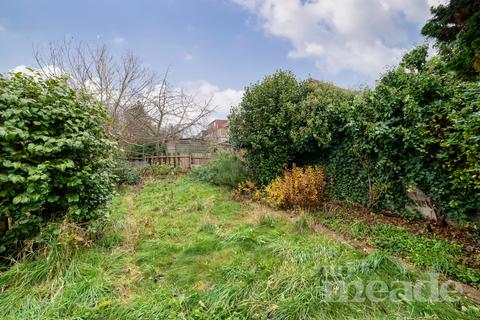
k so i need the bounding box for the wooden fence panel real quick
[129,152,212,169]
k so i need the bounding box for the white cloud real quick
[184,53,193,61]
[112,36,126,45]
[10,65,64,77]
[427,0,448,7]
[180,80,244,119]
[232,0,443,78]
[10,65,32,75]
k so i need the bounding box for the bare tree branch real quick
[34,39,214,154]
[34,39,155,130]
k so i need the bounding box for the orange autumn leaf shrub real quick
[265,165,330,209]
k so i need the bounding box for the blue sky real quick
[0,0,444,117]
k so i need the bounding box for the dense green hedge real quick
[229,71,310,185]
[0,73,115,256]
[229,72,355,184]
[230,2,480,223]
[230,49,479,222]
[350,48,479,219]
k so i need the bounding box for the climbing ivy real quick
[228,1,480,222]
[230,46,480,222]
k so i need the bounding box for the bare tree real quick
[34,40,214,154]
[34,39,155,130]
[130,70,214,152]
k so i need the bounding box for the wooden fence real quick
[127,152,212,169]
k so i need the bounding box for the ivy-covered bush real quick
[227,2,480,223]
[0,73,115,256]
[347,47,480,221]
[230,48,480,222]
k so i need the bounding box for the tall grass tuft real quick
[191,152,249,188]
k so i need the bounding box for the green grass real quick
[317,211,480,286]
[0,177,479,319]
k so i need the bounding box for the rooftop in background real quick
[204,119,229,144]
[208,119,229,129]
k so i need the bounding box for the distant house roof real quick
[208,119,229,128]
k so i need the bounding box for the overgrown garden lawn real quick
[1,176,479,319]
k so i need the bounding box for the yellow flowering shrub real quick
[233,180,261,200]
[265,165,330,209]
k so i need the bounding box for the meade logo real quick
[318,270,463,303]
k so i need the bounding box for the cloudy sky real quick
[0,0,444,118]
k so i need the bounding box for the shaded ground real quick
[314,207,480,287]
[0,177,479,319]
[323,203,480,263]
